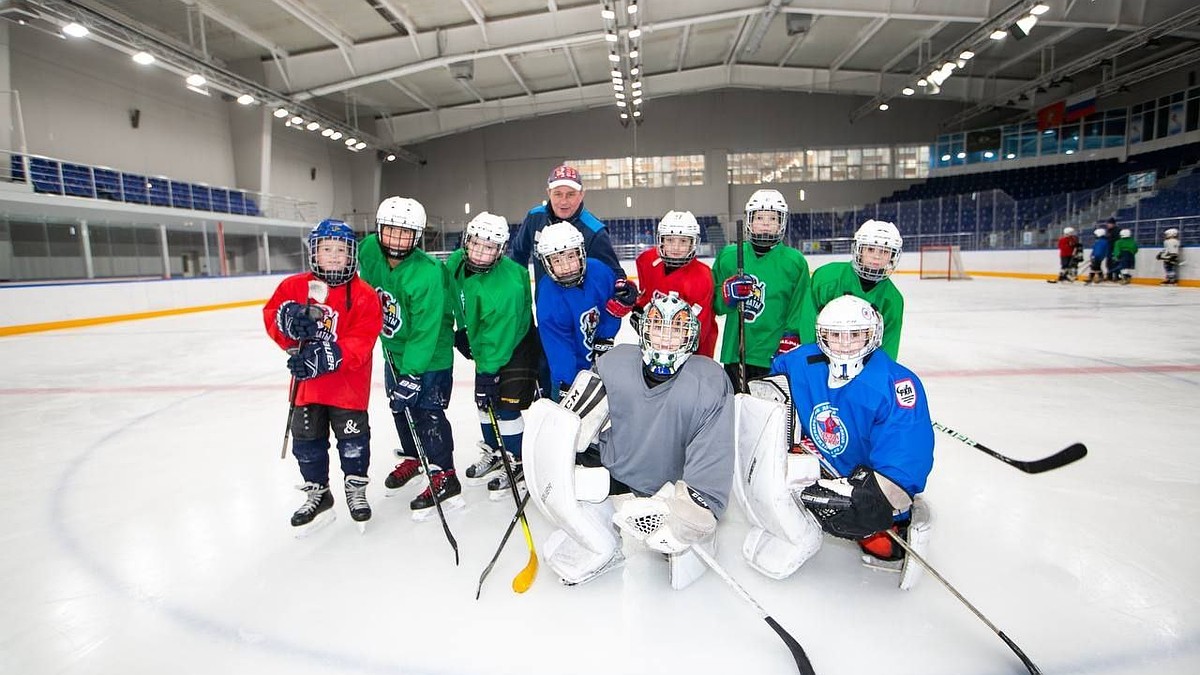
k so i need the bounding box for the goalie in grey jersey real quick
[522,291,736,588]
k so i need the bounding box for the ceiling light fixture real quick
[132,51,155,65]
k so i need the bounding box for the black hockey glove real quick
[605,278,639,318]
[629,306,645,334]
[799,465,895,540]
[287,340,342,380]
[474,371,500,411]
[454,328,473,359]
[590,337,614,363]
[388,374,422,413]
[276,301,322,340]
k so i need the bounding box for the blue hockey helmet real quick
[308,219,358,286]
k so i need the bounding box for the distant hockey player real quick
[1157,227,1182,285]
[446,212,541,500]
[713,189,811,390]
[263,219,382,532]
[523,291,735,588]
[1112,228,1138,284]
[1051,226,1082,283]
[534,221,622,400]
[632,210,717,357]
[1085,227,1110,285]
[733,295,933,588]
[799,219,904,359]
[358,197,462,519]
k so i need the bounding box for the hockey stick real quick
[932,422,1086,474]
[382,350,460,566]
[691,546,816,675]
[486,406,538,593]
[735,223,747,393]
[475,492,531,600]
[280,279,329,459]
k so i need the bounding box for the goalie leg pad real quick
[575,466,611,503]
[544,501,624,586]
[560,370,610,453]
[742,516,822,580]
[899,496,932,591]
[668,533,715,590]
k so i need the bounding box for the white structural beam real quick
[989,27,1081,76]
[459,0,489,45]
[676,24,691,72]
[724,16,750,66]
[387,79,436,111]
[562,45,582,88]
[879,20,947,74]
[830,17,887,73]
[501,54,532,96]
[777,15,820,67]
[374,0,423,58]
[269,0,354,52]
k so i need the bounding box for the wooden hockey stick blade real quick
[933,423,1087,473]
[511,518,538,593]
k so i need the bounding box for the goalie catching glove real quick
[613,481,716,554]
[798,465,896,540]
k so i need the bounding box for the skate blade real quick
[463,471,501,487]
[860,554,903,574]
[293,510,336,538]
[410,495,465,521]
[355,519,369,535]
[487,484,526,502]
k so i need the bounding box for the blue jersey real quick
[510,203,624,286]
[536,259,620,392]
[1091,238,1110,260]
[770,344,934,498]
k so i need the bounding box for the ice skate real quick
[486,455,523,502]
[463,442,504,486]
[344,475,371,533]
[384,456,423,496]
[291,482,335,537]
[410,469,465,521]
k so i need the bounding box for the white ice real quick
[2,275,1199,675]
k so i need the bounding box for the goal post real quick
[919,245,971,280]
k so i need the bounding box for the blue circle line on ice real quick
[48,383,454,675]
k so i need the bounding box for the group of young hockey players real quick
[262,161,1179,595]
[1053,216,1183,285]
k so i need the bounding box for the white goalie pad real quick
[734,391,823,579]
[667,533,715,590]
[561,370,610,453]
[543,503,624,586]
[524,399,620,573]
[899,496,932,591]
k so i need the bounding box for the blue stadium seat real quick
[121,173,149,204]
[170,181,193,209]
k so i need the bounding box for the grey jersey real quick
[593,344,735,517]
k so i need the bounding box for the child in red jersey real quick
[632,210,717,357]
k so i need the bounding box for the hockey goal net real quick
[919,245,971,280]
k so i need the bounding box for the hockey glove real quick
[775,333,801,357]
[287,340,342,381]
[605,278,639,318]
[474,371,500,411]
[276,301,322,341]
[629,306,645,334]
[613,481,717,554]
[590,337,614,363]
[388,374,422,413]
[454,328,473,359]
[798,465,895,540]
[722,274,754,307]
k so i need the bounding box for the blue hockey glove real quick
[722,274,754,307]
[287,340,342,380]
[276,301,322,340]
[605,278,639,318]
[389,374,422,413]
[474,371,501,410]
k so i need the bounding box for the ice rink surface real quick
[2,274,1199,675]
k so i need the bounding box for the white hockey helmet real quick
[463,211,509,273]
[640,290,700,380]
[852,220,903,282]
[376,196,427,259]
[1165,228,1180,238]
[656,210,700,266]
[1094,228,1106,238]
[744,189,789,248]
[816,296,883,382]
[536,221,587,287]
[1063,227,1076,236]
[1119,228,1132,238]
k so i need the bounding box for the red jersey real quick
[634,248,717,357]
[1058,235,1079,257]
[263,273,383,410]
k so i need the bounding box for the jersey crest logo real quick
[742,275,766,322]
[894,378,917,409]
[579,307,600,354]
[377,289,402,338]
[312,303,337,341]
[808,402,849,457]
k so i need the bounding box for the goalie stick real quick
[691,546,817,675]
[932,422,1086,474]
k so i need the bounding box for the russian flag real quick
[1064,88,1097,122]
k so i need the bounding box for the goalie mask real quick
[463,211,509,273]
[640,291,700,380]
[656,210,700,267]
[376,196,426,260]
[307,219,358,287]
[744,189,789,249]
[852,220,903,282]
[536,221,587,287]
[816,296,883,384]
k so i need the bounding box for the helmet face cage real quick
[639,291,699,378]
[308,221,359,286]
[851,221,903,282]
[816,297,882,374]
[744,190,789,249]
[656,212,700,266]
[463,213,509,273]
[376,197,426,260]
[536,223,587,287]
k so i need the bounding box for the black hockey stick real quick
[691,546,816,675]
[932,422,1086,474]
[475,492,531,600]
[280,280,329,459]
[486,405,538,593]
[382,351,459,565]
[735,222,747,393]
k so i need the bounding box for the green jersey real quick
[1112,238,1138,258]
[358,235,454,375]
[445,249,533,374]
[797,261,905,360]
[712,243,810,368]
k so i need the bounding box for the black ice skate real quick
[344,475,371,532]
[384,457,423,495]
[410,469,465,521]
[464,442,504,486]
[291,482,335,536]
[486,456,524,502]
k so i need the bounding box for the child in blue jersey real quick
[772,295,934,564]
[534,221,621,400]
[1085,227,1111,285]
